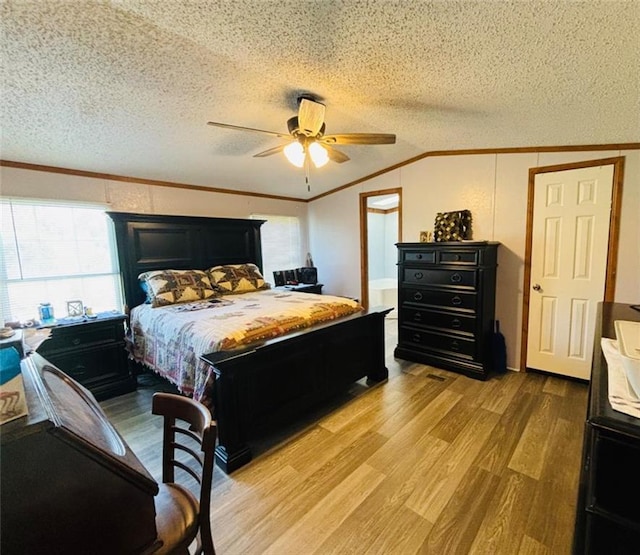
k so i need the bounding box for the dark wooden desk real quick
[573,302,640,554]
[0,354,159,554]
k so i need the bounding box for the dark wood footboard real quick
[201,307,391,473]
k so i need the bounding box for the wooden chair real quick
[151,392,217,555]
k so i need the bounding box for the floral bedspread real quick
[128,290,362,402]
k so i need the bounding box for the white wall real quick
[0,166,310,259]
[367,210,398,281]
[384,211,398,278]
[309,149,640,371]
[367,212,386,280]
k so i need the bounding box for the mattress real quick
[128,289,362,400]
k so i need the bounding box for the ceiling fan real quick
[207,95,396,187]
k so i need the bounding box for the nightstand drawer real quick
[43,344,128,389]
[402,307,476,335]
[400,327,476,359]
[401,287,477,313]
[403,268,476,289]
[39,320,124,353]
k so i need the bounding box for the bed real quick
[108,211,391,473]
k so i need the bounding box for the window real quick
[251,214,303,284]
[1,199,123,323]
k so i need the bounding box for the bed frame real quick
[108,211,390,473]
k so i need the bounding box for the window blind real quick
[250,214,303,284]
[0,199,123,324]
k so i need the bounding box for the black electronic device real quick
[272,271,285,287]
[283,269,298,284]
[296,267,318,285]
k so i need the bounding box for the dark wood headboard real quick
[108,212,265,311]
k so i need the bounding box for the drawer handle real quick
[412,333,422,343]
[454,254,461,261]
[72,338,81,346]
[73,364,87,377]
[416,254,422,260]
[414,272,424,280]
[413,312,422,322]
[451,273,462,283]
[451,296,462,306]
[450,340,460,351]
[414,292,423,301]
[451,318,462,328]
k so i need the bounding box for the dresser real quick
[573,303,640,554]
[394,241,499,380]
[36,313,135,401]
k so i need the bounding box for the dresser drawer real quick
[400,327,476,359]
[401,250,436,264]
[402,307,476,335]
[438,249,480,265]
[402,268,476,289]
[401,287,477,313]
[39,320,124,354]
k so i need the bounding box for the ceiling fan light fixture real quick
[284,142,305,167]
[208,93,394,177]
[308,142,329,168]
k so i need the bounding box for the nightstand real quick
[36,312,135,400]
[275,283,324,294]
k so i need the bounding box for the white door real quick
[527,164,614,379]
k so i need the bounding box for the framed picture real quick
[420,230,432,243]
[66,300,84,317]
[434,210,472,242]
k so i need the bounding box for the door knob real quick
[533,283,542,292]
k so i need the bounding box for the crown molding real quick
[3,142,638,204]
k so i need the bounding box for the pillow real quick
[139,279,152,303]
[207,263,270,295]
[138,269,218,307]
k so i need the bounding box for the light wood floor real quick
[102,322,588,555]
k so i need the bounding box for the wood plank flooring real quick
[101,322,588,554]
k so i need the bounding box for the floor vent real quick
[426,373,446,382]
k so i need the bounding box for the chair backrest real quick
[152,392,217,554]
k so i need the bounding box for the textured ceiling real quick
[1,1,638,200]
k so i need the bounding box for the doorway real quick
[521,157,625,378]
[359,188,402,312]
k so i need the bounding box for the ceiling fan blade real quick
[319,133,396,145]
[324,145,350,164]
[253,143,290,158]
[207,121,290,139]
[298,98,325,136]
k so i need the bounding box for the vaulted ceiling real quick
[1,1,638,200]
